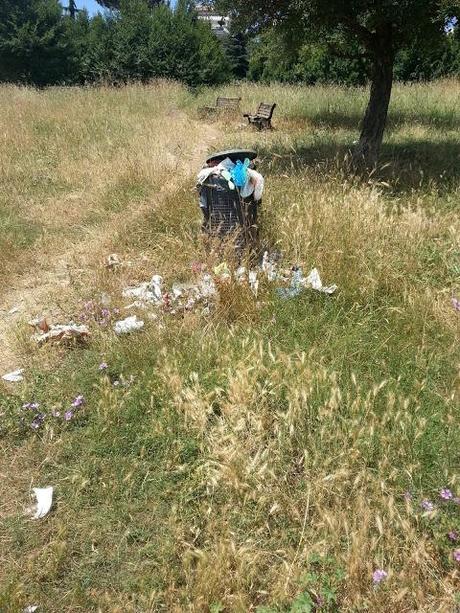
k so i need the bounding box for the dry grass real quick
[0,79,459,612]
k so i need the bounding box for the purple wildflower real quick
[452,297,460,312]
[31,413,45,430]
[71,394,85,408]
[453,550,460,563]
[101,308,110,318]
[440,488,453,501]
[448,531,458,542]
[64,410,74,421]
[421,499,434,512]
[99,362,108,371]
[372,569,388,585]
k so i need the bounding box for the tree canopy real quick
[219,0,459,164]
[95,0,162,10]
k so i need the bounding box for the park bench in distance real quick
[243,102,277,130]
[198,96,241,117]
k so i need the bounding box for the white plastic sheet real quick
[114,315,144,335]
[2,369,24,383]
[31,486,53,519]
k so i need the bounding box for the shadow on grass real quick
[258,138,460,194]
[305,110,460,131]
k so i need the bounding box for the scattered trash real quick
[2,368,24,383]
[29,486,53,519]
[277,266,337,299]
[305,268,338,295]
[122,275,163,305]
[114,315,144,335]
[106,253,122,270]
[30,320,90,346]
[23,606,38,613]
[119,252,336,317]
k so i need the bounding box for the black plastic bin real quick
[198,149,259,248]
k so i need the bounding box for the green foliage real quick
[0,0,74,85]
[95,0,162,9]
[224,31,249,79]
[248,30,368,86]
[0,0,228,86]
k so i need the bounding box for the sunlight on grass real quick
[0,80,459,611]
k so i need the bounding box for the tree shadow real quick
[305,110,460,132]
[257,139,460,195]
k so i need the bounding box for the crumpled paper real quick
[2,368,24,383]
[122,275,163,304]
[31,322,90,346]
[113,315,144,335]
[30,486,53,519]
[277,266,337,299]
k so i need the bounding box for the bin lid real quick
[206,149,257,165]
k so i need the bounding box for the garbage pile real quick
[197,155,265,205]
[118,252,337,326]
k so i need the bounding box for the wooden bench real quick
[243,102,277,130]
[198,96,242,117]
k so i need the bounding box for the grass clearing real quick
[0,80,459,611]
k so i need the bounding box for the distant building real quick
[195,3,230,39]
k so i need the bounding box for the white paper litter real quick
[304,268,337,295]
[106,253,121,269]
[31,486,53,519]
[122,275,163,305]
[114,315,144,335]
[2,368,24,383]
[31,322,90,346]
[23,606,38,613]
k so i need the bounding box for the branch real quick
[341,15,376,49]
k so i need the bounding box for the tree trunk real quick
[354,52,394,167]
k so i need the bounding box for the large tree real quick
[218,0,458,165]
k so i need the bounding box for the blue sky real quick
[72,0,101,15]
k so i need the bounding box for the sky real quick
[73,0,101,16]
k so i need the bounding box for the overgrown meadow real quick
[0,80,459,611]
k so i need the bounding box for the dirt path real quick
[0,116,219,375]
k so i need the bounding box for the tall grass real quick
[0,79,459,612]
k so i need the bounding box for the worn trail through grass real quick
[0,89,218,372]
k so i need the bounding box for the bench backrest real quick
[256,102,276,119]
[216,96,241,109]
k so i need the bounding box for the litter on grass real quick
[2,369,24,383]
[29,486,53,519]
[119,252,337,316]
[122,275,163,305]
[30,320,90,346]
[23,607,38,613]
[106,253,122,269]
[114,315,144,335]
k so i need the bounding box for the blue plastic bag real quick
[230,158,250,188]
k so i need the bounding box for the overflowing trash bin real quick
[196,149,264,250]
